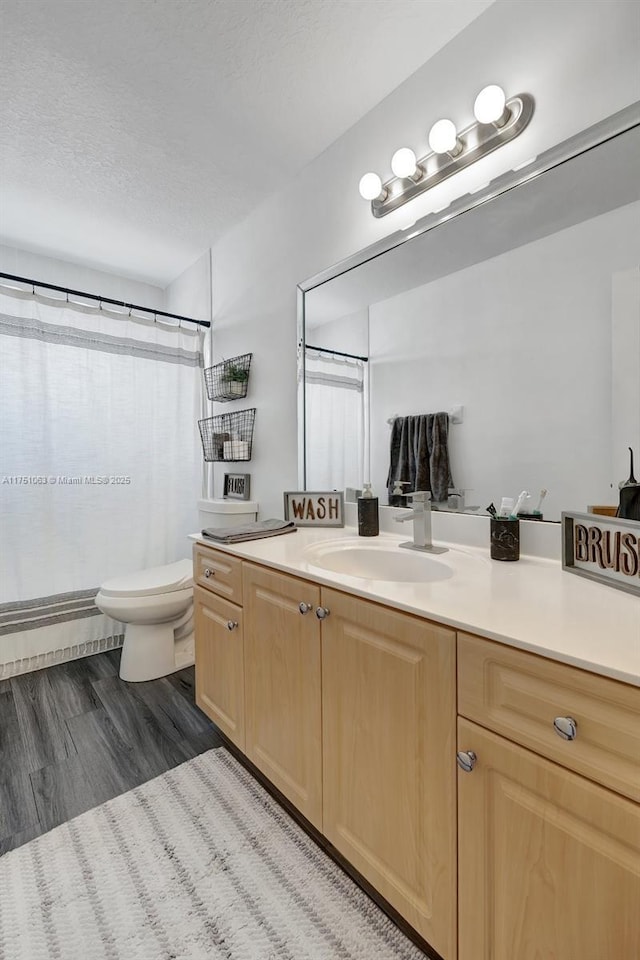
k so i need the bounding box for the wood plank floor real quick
[0,649,221,856]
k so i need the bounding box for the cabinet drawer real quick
[458,633,640,802]
[193,543,243,603]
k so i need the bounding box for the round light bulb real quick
[391,147,418,179]
[358,172,383,201]
[428,119,458,155]
[474,84,507,124]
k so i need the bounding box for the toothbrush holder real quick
[490,517,520,561]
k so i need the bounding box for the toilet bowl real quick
[96,500,259,682]
[95,559,194,682]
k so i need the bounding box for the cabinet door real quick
[321,588,457,959]
[194,585,245,749]
[458,717,640,960]
[243,563,322,828]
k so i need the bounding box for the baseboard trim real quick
[0,634,124,680]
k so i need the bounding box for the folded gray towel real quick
[201,519,297,544]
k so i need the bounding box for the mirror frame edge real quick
[296,284,306,488]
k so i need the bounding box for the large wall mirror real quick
[298,108,640,522]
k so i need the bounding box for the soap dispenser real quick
[358,483,379,537]
[389,479,409,508]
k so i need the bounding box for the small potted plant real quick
[223,362,249,397]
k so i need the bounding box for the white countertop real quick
[191,526,640,687]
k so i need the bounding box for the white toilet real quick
[96,498,258,682]
[96,560,194,682]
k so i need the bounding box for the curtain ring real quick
[99,299,103,311]
[31,283,35,295]
[154,312,157,324]
[128,306,132,317]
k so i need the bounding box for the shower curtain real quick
[0,286,204,678]
[304,351,366,491]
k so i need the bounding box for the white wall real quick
[1,245,215,327]
[164,250,213,501]
[0,243,166,308]
[306,309,369,357]
[368,202,640,519]
[164,250,211,322]
[612,267,640,487]
[209,0,640,518]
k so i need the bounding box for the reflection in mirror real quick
[304,316,369,492]
[302,121,640,522]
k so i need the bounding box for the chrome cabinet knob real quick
[456,750,477,773]
[204,568,214,578]
[315,607,330,620]
[299,602,313,615]
[553,716,578,741]
[226,620,238,631]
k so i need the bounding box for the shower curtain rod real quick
[0,272,211,328]
[305,343,368,362]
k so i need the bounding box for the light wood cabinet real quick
[458,632,640,801]
[242,563,323,828]
[194,547,639,960]
[193,542,243,602]
[194,585,245,749]
[321,588,457,958]
[457,717,640,960]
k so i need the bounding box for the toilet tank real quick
[198,498,258,530]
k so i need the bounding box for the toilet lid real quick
[99,559,193,598]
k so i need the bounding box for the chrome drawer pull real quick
[299,602,313,615]
[227,620,238,631]
[553,716,578,741]
[204,568,214,579]
[315,607,330,620]
[456,750,477,773]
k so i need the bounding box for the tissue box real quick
[223,440,250,460]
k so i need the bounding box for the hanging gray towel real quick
[386,412,453,504]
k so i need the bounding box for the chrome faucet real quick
[394,491,448,554]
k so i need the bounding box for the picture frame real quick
[561,511,640,596]
[223,472,251,501]
[283,491,344,527]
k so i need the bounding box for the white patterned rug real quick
[0,748,426,959]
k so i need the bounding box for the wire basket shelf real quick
[198,408,256,462]
[203,353,252,402]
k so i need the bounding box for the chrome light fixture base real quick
[371,93,534,218]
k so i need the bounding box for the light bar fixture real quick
[359,85,534,218]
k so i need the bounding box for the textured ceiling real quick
[0,0,492,286]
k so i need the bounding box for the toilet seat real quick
[99,559,192,599]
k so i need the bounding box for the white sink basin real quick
[302,539,454,583]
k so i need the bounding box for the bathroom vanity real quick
[192,528,640,960]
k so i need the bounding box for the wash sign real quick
[284,491,344,527]
[562,512,640,596]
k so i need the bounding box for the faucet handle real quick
[403,490,431,502]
